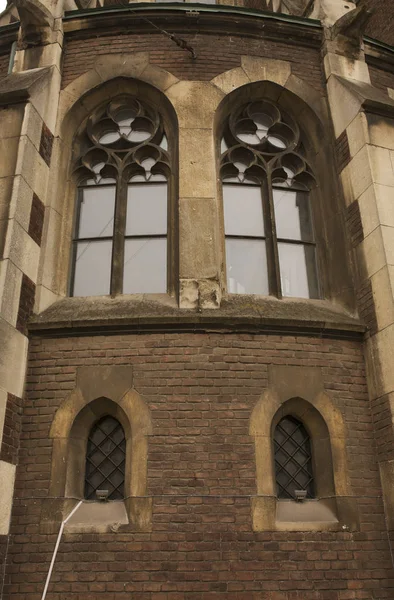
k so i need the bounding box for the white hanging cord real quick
[41,500,83,600]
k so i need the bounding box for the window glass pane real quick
[123,238,167,294]
[273,189,314,242]
[73,240,112,296]
[77,186,116,239]
[226,239,268,294]
[126,184,167,236]
[223,184,264,237]
[278,243,319,299]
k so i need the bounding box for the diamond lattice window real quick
[84,416,126,500]
[274,416,315,500]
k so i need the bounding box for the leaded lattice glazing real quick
[71,95,171,297]
[85,416,126,500]
[274,416,315,500]
[221,100,319,299]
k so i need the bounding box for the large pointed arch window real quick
[71,96,171,297]
[220,100,319,299]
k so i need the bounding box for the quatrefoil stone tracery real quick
[73,96,170,185]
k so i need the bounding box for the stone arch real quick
[249,365,359,531]
[49,366,152,501]
[38,63,179,306]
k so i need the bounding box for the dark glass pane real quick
[278,243,319,299]
[123,238,167,294]
[77,186,116,239]
[72,240,112,297]
[274,416,315,500]
[273,189,314,242]
[85,416,126,501]
[223,184,265,237]
[225,239,268,295]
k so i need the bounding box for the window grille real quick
[84,416,126,500]
[274,416,315,500]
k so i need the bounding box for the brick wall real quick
[3,332,394,599]
[365,0,394,47]
[368,64,394,93]
[62,32,325,94]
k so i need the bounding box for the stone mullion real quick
[110,172,128,297]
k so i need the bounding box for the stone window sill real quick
[29,294,364,338]
[64,500,129,534]
[252,496,359,532]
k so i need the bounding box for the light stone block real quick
[0,389,6,448]
[346,112,369,158]
[39,205,73,295]
[3,220,40,283]
[347,145,372,200]
[358,184,379,237]
[8,175,34,232]
[211,67,250,95]
[29,65,62,133]
[0,259,23,327]
[371,266,394,331]
[368,145,394,188]
[0,137,19,179]
[324,53,370,84]
[140,63,178,92]
[0,317,28,398]
[367,115,394,151]
[0,460,16,535]
[362,226,386,278]
[381,226,394,266]
[34,283,61,313]
[372,324,394,396]
[241,56,291,87]
[327,75,362,137]
[179,279,199,309]
[166,82,224,130]
[21,103,44,152]
[15,136,49,202]
[0,105,24,139]
[179,129,216,199]
[94,52,149,82]
[0,176,13,224]
[179,197,219,279]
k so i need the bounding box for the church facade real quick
[0,0,394,598]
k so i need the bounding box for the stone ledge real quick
[29,294,365,339]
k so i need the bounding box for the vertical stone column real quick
[167,81,224,309]
[0,0,64,544]
[324,35,394,532]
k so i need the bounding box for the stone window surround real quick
[41,365,153,533]
[35,53,355,316]
[250,364,360,531]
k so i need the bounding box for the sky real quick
[0,0,6,13]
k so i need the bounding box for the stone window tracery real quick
[71,95,171,297]
[220,100,320,299]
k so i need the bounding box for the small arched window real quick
[71,95,171,297]
[220,100,319,298]
[84,415,126,500]
[274,415,315,500]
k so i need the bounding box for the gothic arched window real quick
[71,95,171,297]
[84,416,126,500]
[274,415,315,500]
[220,100,319,298]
